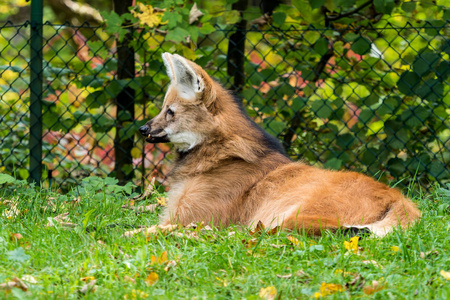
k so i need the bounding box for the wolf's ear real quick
[162,53,204,100]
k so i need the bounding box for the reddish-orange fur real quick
[141,53,420,237]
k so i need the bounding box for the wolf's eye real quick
[167,108,174,117]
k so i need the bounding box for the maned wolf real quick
[138,53,420,237]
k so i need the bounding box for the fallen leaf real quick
[145,272,159,286]
[390,246,399,252]
[361,260,384,269]
[344,236,359,253]
[21,275,37,284]
[276,274,292,279]
[267,226,281,235]
[250,221,265,236]
[363,280,384,295]
[133,177,155,201]
[440,270,450,280]
[78,279,97,294]
[124,289,149,299]
[420,250,439,259]
[157,197,167,207]
[314,282,345,298]
[295,270,309,277]
[270,243,285,249]
[287,235,303,247]
[124,224,178,238]
[10,233,23,241]
[0,278,28,291]
[121,204,157,213]
[189,3,204,24]
[242,238,258,248]
[345,273,365,290]
[164,260,177,272]
[123,275,136,283]
[259,286,277,299]
[151,251,167,265]
[80,276,95,282]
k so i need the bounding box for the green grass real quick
[0,175,449,299]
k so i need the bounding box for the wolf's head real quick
[139,53,218,152]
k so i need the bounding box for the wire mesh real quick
[0,20,448,191]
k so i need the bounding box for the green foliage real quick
[0,178,450,298]
[0,0,449,189]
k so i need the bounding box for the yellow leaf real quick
[344,236,359,253]
[80,276,95,282]
[145,272,159,286]
[287,235,303,247]
[259,286,277,300]
[151,251,167,265]
[363,280,384,295]
[157,197,167,207]
[124,289,149,299]
[315,282,345,298]
[133,3,167,28]
[440,270,450,280]
[390,246,399,252]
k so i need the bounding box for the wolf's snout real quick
[139,125,149,136]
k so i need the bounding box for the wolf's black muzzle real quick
[139,122,169,143]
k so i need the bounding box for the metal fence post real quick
[29,0,43,185]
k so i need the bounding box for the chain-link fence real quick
[0,20,449,191]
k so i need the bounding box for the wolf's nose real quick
[139,126,148,136]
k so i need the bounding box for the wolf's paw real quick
[341,226,372,238]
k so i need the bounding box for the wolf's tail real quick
[282,198,420,237]
[363,197,421,236]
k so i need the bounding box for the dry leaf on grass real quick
[123,275,136,284]
[145,272,159,286]
[124,289,149,299]
[78,279,97,294]
[345,273,365,290]
[151,251,167,265]
[314,282,345,298]
[440,270,450,280]
[420,250,439,259]
[363,280,384,295]
[10,233,23,241]
[344,236,360,254]
[361,260,384,269]
[0,278,28,291]
[80,276,95,282]
[157,197,167,206]
[242,238,258,248]
[123,224,178,238]
[390,246,399,252]
[287,235,303,247]
[46,213,77,229]
[2,202,19,219]
[121,204,158,213]
[276,274,292,279]
[250,221,265,236]
[132,177,156,201]
[259,286,277,300]
[185,221,204,230]
[21,275,37,284]
[164,260,177,272]
[174,231,200,239]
